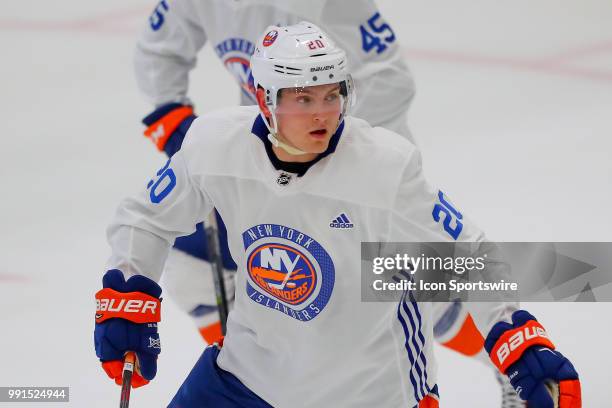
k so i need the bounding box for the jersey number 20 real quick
[147,159,176,204]
[432,190,463,240]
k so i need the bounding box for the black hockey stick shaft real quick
[119,352,136,408]
[205,210,229,334]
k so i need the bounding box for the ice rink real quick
[1,0,611,406]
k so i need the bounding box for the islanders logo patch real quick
[223,56,256,100]
[243,224,335,321]
[214,38,257,102]
[262,30,278,47]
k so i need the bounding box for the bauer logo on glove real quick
[492,319,553,371]
[95,289,161,324]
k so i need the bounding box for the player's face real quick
[274,83,342,162]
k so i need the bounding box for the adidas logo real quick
[330,213,354,229]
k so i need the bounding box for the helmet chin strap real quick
[267,132,308,156]
[262,110,309,156]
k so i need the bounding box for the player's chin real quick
[305,137,331,153]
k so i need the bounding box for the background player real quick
[96,22,581,407]
[135,1,518,405]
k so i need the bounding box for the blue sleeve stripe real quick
[397,290,431,402]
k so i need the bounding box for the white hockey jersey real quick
[134,0,415,137]
[107,106,513,407]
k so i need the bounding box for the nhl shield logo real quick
[276,172,291,186]
[243,224,335,321]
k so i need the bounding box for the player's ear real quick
[256,87,272,118]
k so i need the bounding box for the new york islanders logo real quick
[214,38,257,102]
[262,30,278,47]
[248,244,317,305]
[243,224,335,321]
[223,56,256,99]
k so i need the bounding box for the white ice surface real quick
[1,1,611,406]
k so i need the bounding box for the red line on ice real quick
[0,5,149,34]
[403,46,612,83]
[2,7,612,83]
[540,40,612,64]
[0,274,29,283]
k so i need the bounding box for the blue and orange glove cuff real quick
[143,104,194,151]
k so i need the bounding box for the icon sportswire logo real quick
[330,213,354,229]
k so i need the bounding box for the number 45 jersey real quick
[135,0,415,139]
[106,106,514,407]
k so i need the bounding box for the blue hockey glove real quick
[94,269,162,387]
[485,310,581,408]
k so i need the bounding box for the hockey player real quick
[96,22,581,407]
[135,0,415,344]
[134,1,553,405]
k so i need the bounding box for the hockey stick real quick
[205,211,229,334]
[119,352,136,408]
[269,268,302,290]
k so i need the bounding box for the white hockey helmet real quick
[250,21,355,155]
